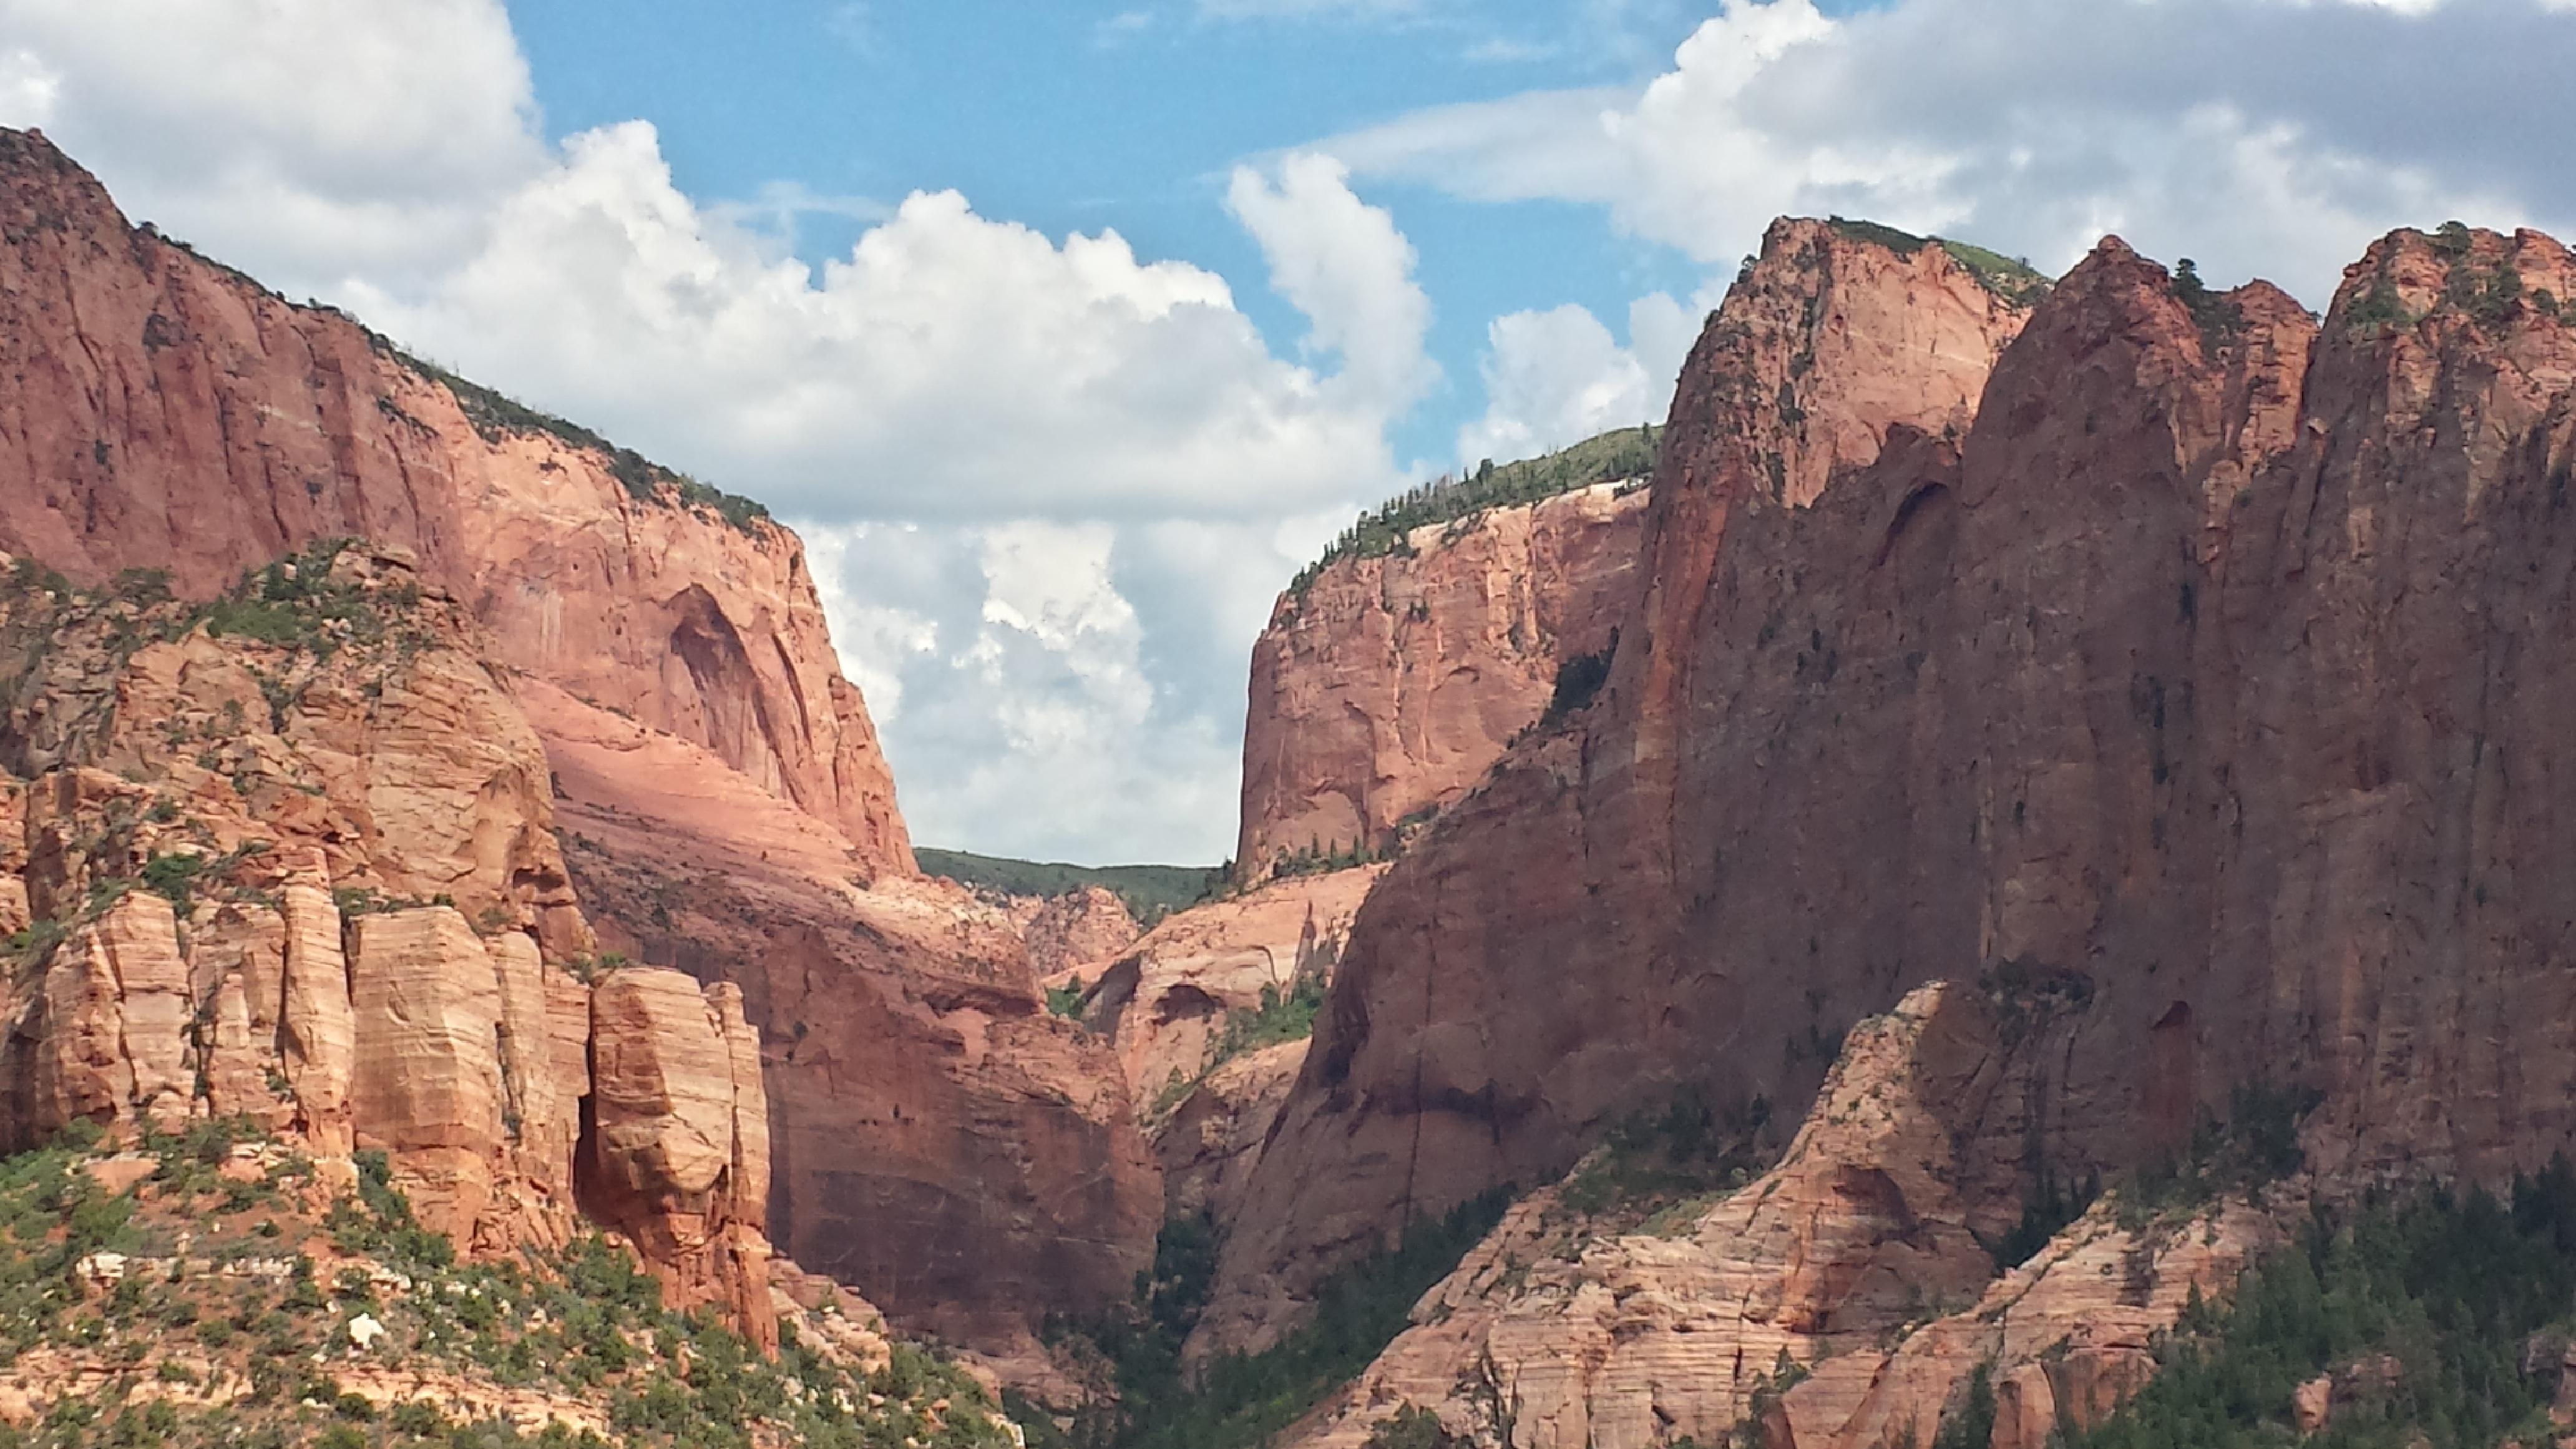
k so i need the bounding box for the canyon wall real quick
[0,550,776,1341]
[0,127,907,871]
[0,129,1163,1351]
[1204,215,2576,1363]
[1237,485,1647,879]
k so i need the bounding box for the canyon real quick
[7,106,2576,1449]
[0,125,1158,1356]
[1174,212,2576,1446]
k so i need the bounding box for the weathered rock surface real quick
[0,557,774,1332]
[1238,485,1647,879]
[1209,217,2576,1363]
[1010,886,1142,982]
[1156,1039,1307,1228]
[538,681,1161,1347]
[0,127,907,872]
[585,967,779,1352]
[1285,984,2280,1449]
[1083,866,1382,1112]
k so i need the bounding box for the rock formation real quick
[1283,983,2282,1449]
[1010,886,1143,982]
[0,129,1165,1354]
[0,126,907,872]
[1238,485,1646,879]
[0,553,775,1338]
[1203,215,2576,1371]
[1080,866,1382,1114]
[539,681,1161,1348]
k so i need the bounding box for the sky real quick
[3,0,2574,866]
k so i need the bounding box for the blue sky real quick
[502,0,1732,468]
[7,0,2574,864]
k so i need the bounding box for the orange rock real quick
[1238,485,1646,880]
[348,908,512,1240]
[1087,866,1382,1110]
[0,128,907,877]
[1010,887,1143,980]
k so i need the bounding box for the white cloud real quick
[1454,290,1706,466]
[0,0,542,293]
[1324,0,2576,305]
[0,0,1426,864]
[1226,153,1440,415]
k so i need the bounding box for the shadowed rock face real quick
[539,683,1162,1349]
[1238,485,1647,881]
[1203,217,2576,1360]
[0,127,907,873]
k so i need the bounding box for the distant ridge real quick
[915,847,1223,925]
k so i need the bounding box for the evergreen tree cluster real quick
[1287,427,1661,600]
[2077,1158,2576,1449]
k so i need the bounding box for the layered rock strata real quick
[1208,218,2576,1362]
[1080,866,1383,1113]
[0,556,776,1338]
[1287,984,2280,1449]
[0,126,907,871]
[1239,485,1647,879]
[539,682,1161,1347]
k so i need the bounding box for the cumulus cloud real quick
[0,0,542,292]
[1226,153,1440,414]
[1455,291,1705,466]
[1326,0,2576,304]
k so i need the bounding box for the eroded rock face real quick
[0,127,907,874]
[1010,887,1142,982]
[585,968,779,1352]
[1284,985,2280,1449]
[1238,486,1647,879]
[1210,217,2576,1368]
[0,559,773,1334]
[537,682,1161,1349]
[1083,866,1382,1113]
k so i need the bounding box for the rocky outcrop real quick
[1204,221,2041,1354]
[0,552,774,1332]
[1206,218,2576,1359]
[585,968,778,1352]
[1239,485,1647,879]
[1284,983,2280,1449]
[1082,866,1382,1113]
[1011,887,1142,982]
[1156,1039,1307,1229]
[538,681,1161,1348]
[0,127,907,873]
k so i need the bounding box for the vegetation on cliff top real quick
[1822,218,2055,308]
[0,1121,1008,1448]
[369,338,774,535]
[1285,426,1660,600]
[912,848,1222,925]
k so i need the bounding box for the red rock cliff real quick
[1237,484,1646,879]
[0,549,778,1344]
[1205,218,2576,1357]
[0,127,908,873]
[0,129,1161,1354]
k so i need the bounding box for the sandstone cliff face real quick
[1239,486,1646,879]
[1204,222,2040,1354]
[1081,866,1382,1113]
[0,127,907,872]
[1284,984,2280,1449]
[0,553,776,1339]
[1010,886,1143,982]
[1207,218,2576,1360]
[537,682,1161,1347]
